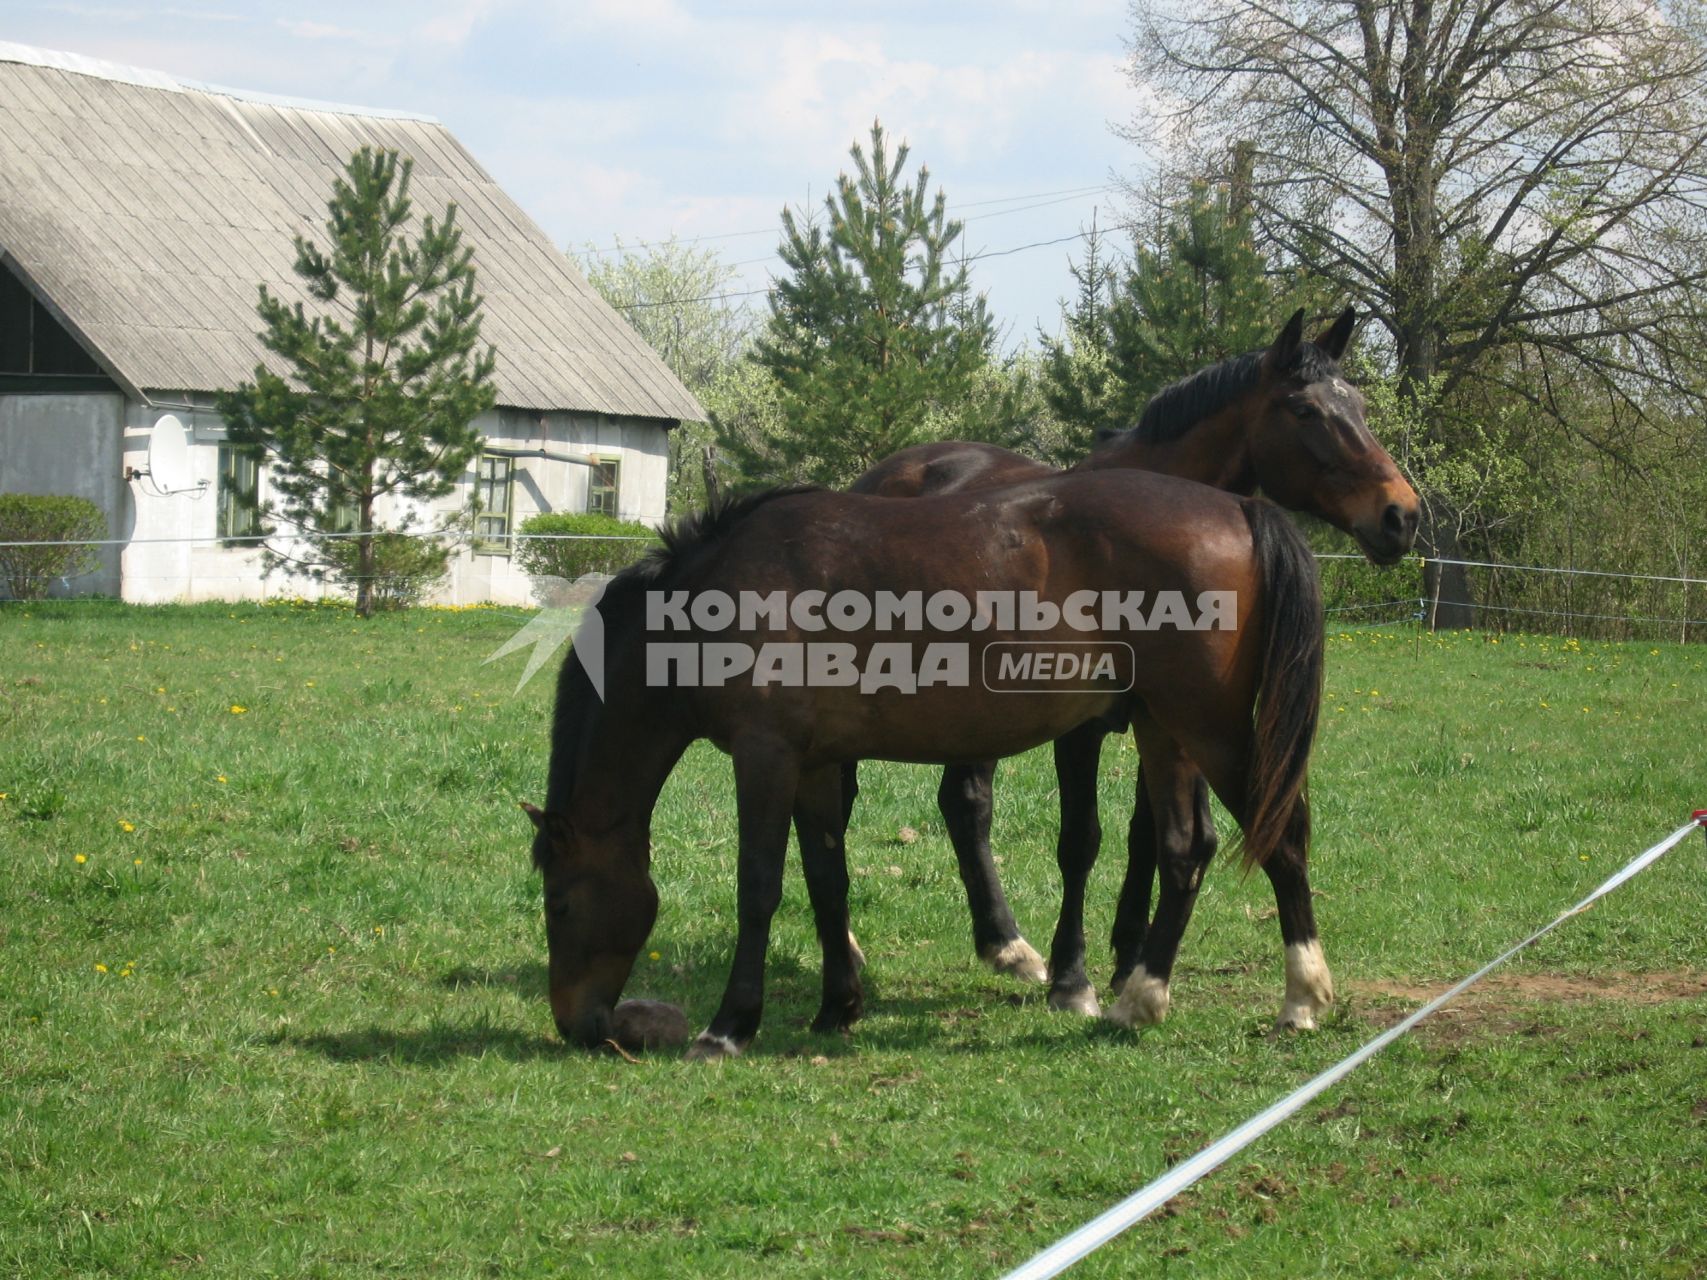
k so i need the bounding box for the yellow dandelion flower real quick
[136,735,146,742]
[133,858,142,866]
[230,705,248,715]
[216,775,228,784]
[94,963,107,973]
[649,951,661,961]
[119,821,135,833]
[74,853,88,864]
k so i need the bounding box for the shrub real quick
[514,512,658,584]
[0,494,107,600]
[321,532,451,611]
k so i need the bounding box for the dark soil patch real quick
[1348,970,1707,1043]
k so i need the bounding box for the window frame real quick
[216,443,261,541]
[585,454,621,518]
[474,453,516,555]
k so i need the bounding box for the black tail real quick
[1238,498,1323,869]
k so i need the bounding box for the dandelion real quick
[74,853,87,864]
[94,963,107,973]
[649,951,661,961]
[119,821,135,833]
[133,858,142,867]
[230,705,247,715]
[136,735,146,742]
[373,926,384,935]
[216,775,228,784]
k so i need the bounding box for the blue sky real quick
[9,1,1150,346]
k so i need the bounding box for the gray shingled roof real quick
[0,42,705,423]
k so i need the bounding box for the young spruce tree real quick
[733,122,996,486]
[217,147,497,616]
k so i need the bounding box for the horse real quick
[843,307,1419,1025]
[524,467,1325,1059]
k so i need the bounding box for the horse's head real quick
[522,802,657,1050]
[1247,308,1420,566]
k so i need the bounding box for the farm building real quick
[0,41,702,605]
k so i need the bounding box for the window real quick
[475,454,514,552]
[217,445,261,539]
[586,456,620,517]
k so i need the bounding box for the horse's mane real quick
[538,485,819,829]
[1100,342,1341,450]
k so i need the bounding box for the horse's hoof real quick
[981,938,1048,985]
[1277,940,1333,1033]
[1104,969,1169,1029]
[1048,984,1102,1017]
[1273,1005,1320,1033]
[684,1032,742,1062]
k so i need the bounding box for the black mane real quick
[538,485,819,827]
[1106,342,1342,449]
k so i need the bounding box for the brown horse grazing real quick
[844,307,1420,1023]
[524,469,1325,1059]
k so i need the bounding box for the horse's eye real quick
[1293,403,1321,422]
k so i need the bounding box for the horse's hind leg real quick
[1262,803,1332,1029]
[1044,720,1109,1015]
[688,740,800,1061]
[937,763,1047,984]
[1112,769,1218,994]
[794,763,864,1033]
[1106,728,1217,1029]
[1109,763,1156,995]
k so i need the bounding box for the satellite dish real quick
[141,414,203,495]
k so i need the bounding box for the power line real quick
[580,183,1117,257]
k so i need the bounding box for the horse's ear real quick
[1314,306,1357,361]
[520,801,547,832]
[1264,308,1306,372]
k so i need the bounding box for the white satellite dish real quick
[141,414,204,495]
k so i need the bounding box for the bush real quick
[322,532,451,611]
[514,512,658,584]
[0,494,106,600]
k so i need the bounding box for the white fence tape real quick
[1000,814,1707,1280]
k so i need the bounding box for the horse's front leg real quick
[687,740,800,1061]
[1107,730,1217,1029]
[1044,719,1109,1016]
[794,763,864,1033]
[938,762,1047,984]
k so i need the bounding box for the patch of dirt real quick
[1349,970,1707,1043]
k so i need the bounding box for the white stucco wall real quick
[0,391,124,597]
[113,398,673,607]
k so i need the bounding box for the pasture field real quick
[2,599,1705,1279]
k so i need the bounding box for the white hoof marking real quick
[1049,985,1102,1017]
[1276,938,1334,1030]
[982,938,1048,985]
[684,1032,741,1062]
[1106,968,1170,1029]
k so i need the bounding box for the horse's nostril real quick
[1381,503,1413,540]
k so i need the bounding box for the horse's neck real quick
[1080,405,1257,493]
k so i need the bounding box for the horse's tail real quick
[1238,498,1323,870]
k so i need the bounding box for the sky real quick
[7,1,1151,348]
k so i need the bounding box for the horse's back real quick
[849,441,1052,497]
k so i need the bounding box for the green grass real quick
[2,600,1704,1278]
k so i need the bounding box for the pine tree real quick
[732,122,997,486]
[1109,180,1284,402]
[217,147,497,616]
[1040,181,1302,458]
[1037,212,1125,463]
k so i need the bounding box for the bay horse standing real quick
[526,469,1325,1059]
[846,307,1419,1026]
